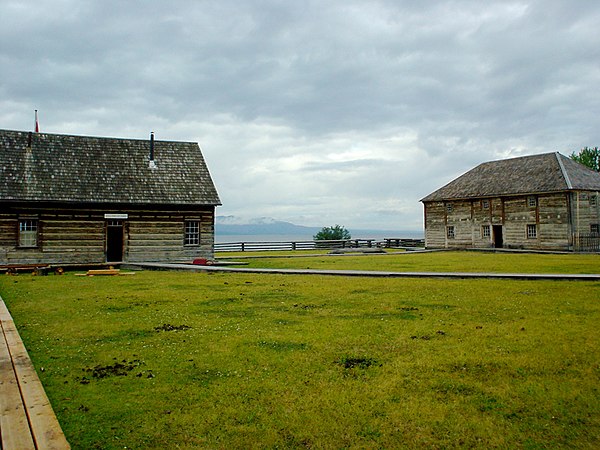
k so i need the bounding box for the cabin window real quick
[19,219,38,247]
[482,199,489,210]
[184,221,200,246]
[527,224,537,239]
[528,196,537,208]
[591,195,597,206]
[446,226,455,239]
[591,224,599,235]
[446,203,453,213]
[482,225,490,238]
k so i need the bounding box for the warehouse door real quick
[493,225,503,248]
[106,220,124,262]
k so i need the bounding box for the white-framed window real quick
[447,226,455,239]
[482,225,491,238]
[591,224,599,235]
[482,199,489,210]
[19,219,38,247]
[527,224,537,239]
[528,196,537,208]
[184,221,200,246]
[446,203,453,213]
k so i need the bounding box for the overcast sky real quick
[2,0,599,232]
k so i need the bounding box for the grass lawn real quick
[219,250,600,274]
[0,253,599,448]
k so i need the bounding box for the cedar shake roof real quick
[421,152,600,202]
[0,129,221,205]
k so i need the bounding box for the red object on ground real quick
[192,258,209,265]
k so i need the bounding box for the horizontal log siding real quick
[571,191,600,235]
[125,211,215,262]
[445,200,472,248]
[41,219,105,263]
[503,197,537,249]
[0,216,17,247]
[424,202,446,248]
[128,220,190,262]
[471,199,496,248]
[538,193,569,250]
[0,205,215,264]
[423,193,579,251]
[0,217,105,264]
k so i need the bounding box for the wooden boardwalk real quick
[127,262,600,281]
[0,296,70,450]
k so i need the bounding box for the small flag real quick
[35,110,40,132]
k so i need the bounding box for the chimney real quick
[149,132,157,169]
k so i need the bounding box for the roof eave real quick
[420,188,574,203]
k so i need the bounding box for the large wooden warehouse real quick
[0,129,221,265]
[421,152,600,251]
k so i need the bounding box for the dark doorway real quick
[493,225,503,248]
[106,220,124,262]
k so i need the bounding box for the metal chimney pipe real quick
[150,132,155,161]
[149,132,157,169]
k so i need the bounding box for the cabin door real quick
[492,225,503,248]
[106,220,124,262]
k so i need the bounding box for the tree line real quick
[570,147,599,172]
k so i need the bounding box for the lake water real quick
[216,234,317,243]
[216,232,423,243]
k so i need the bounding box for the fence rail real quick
[215,238,425,252]
[573,233,600,252]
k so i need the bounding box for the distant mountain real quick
[215,216,422,238]
[216,216,320,236]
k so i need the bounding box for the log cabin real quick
[0,129,221,265]
[421,152,600,251]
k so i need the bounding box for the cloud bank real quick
[1,0,599,231]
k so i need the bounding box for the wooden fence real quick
[214,238,425,252]
[573,233,600,252]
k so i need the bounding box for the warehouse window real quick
[184,221,200,246]
[527,224,537,239]
[19,219,38,247]
[482,225,491,238]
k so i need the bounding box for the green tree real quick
[313,224,351,240]
[570,146,599,172]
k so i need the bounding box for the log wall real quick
[570,191,600,235]
[423,201,446,248]
[0,203,216,265]
[423,191,596,251]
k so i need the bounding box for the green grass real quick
[220,250,600,273]
[0,255,599,448]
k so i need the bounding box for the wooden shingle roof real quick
[421,152,600,202]
[0,129,221,205]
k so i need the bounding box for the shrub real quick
[313,224,351,240]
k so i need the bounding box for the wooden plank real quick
[0,299,70,449]
[86,269,120,275]
[0,321,36,450]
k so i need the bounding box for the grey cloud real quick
[1,0,599,230]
